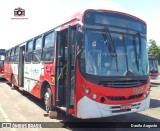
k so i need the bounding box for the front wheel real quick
[44,86,52,113]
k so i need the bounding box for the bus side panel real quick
[11,64,19,86]
[43,63,56,105]
[23,62,55,100]
[24,63,32,91]
[29,81,42,98]
[0,60,4,78]
[74,60,85,117]
[0,67,3,74]
[43,63,55,84]
[0,67,4,78]
[4,63,13,83]
[26,63,44,98]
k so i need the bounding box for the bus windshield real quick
[80,30,148,76]
[149,58,158,72]
[0,60,3,67]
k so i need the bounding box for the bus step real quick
[57,106,66,112]
[57,106,74,114]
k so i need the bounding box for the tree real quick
[148,39,160,64]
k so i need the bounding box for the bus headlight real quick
[144,87,150,98]
[92,94,97,100]
[85,89,90,94]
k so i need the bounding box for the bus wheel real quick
[44,87,52,113]
[11,76,14,90]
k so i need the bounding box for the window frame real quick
[42,31,55,63]
[35,36,43,50]
[5,50,9,63]
[13,46,19,64]
[42,47,54,63]
[27,40,34,52]
[25,40,34,63]
[44,31,55,48]
[32,49,42,63]
[32,36,43,64]
[10,48,15,63]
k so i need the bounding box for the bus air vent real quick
[99,80,147,88]
[107,94,143,101]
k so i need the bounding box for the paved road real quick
[0,78,160,131]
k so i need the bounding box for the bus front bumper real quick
[77,95,150,119]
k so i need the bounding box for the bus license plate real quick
[120,104,132,110]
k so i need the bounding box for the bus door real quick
[56,26,76,114]
[18,45,25,87]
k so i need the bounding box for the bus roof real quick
[65,9,147,25]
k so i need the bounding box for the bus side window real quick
[10,48,15,63]
[42,31,54,62]
[7,50,10,63]
[25,52,32,62]
[25,40,33,63]
[32,36,42,63]
[13,46,19,63]
[5,51,9,63]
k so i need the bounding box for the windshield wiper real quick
[135,33,141,58]
[122,35,129,74]
[103,27,118,71]
[133,35,139,71]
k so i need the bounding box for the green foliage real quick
[148,39,160,64]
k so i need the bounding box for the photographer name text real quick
[131,123,158,128]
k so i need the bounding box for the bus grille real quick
[99,80,147,88]
[107,94,143,101]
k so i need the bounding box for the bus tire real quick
[49,111,57,119]
[11,75,15,90]
[44,86,52,113]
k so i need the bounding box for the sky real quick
[0,0,160,49]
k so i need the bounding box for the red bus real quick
[148,54,159,79]
[0,49,5,78]
[4,9,150,119]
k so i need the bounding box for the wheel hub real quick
[44,92,50,106]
